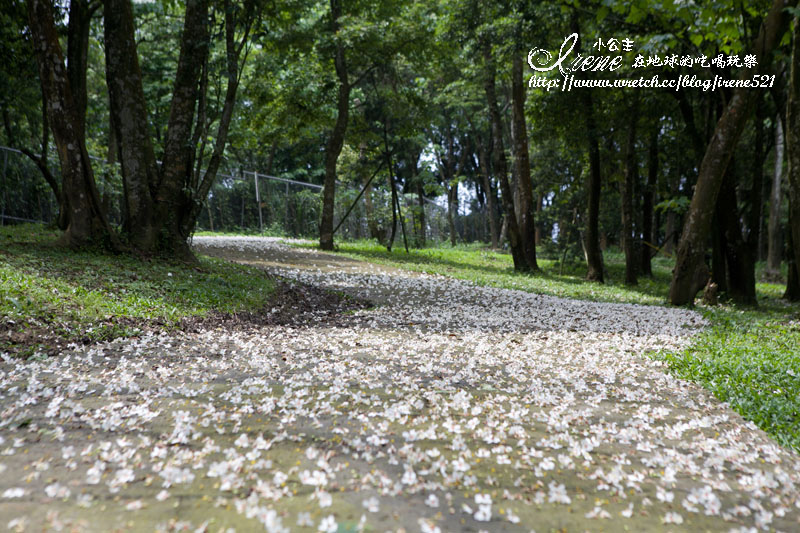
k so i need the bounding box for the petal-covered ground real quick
[1,236,799,532]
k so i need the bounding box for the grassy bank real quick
[0,224,275,357]
[296,239,800,450]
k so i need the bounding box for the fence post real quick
[254,171,263,233]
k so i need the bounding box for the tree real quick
[482,42,527,270]
[27,0,114,248]
[104,0,256,256]
[621,96,639,285]
[766,115,784,278]
[788,9,800,296]
[319,0,349,250]
[669,0,790,305]
[640,122,659,277]
[511,54,538,271]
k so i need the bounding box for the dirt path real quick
[1,236,799,532]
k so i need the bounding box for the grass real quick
[0,224,275,357]
[656,306,800,450]
[290,238,800,451]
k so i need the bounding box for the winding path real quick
[1,236,798,532]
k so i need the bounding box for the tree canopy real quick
[2,0,800,305]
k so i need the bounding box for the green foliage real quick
[655,196,691,215]
[656,307,800,451]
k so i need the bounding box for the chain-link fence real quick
[195,168,452,245]
[0,146,59,225]
[1,144,456,245]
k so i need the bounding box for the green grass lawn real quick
[0,224,275,357]
[295,238,800,451]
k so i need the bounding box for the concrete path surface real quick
[1,236,798,532]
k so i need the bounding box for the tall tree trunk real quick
[407,148,425,247]
[783,199,800,302]
[67,0,96,133]
[416,180,426,247]
[358,143,381,243]
[28,0,112,248]
[717,165,757,304]
[156,0,209,257]
[476,134,499,249]
[766,115,785,276]
[641,124,658,276]
[747,96,766,256]
[106,0,251,255]
[483,44,526,271]
[786,207,800,300]
[711,211,728,293]
[569,17,604,282]
[788,11,800,294]
[103,112,117,218]
[583,89,604,282]
[182,0,253,238]
[319,0,349,250]
[446,181,458,246]
[669,0,789,305]
[104,0,160,249]
[622,97,639,285]
[511,55,538,270]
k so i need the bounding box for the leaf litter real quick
[0,236,799,532]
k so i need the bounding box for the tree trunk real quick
[669,0,789,305]
[766,115,785,276]
[156,0,209,257]
[416,180,426,247]
[483,44,526,270]
[28,0,112,248]
[786,206,800,300]
[717,166,757,304]
[622,97,638,285]
[182,0,252,239]
[641,124,658,276]
[747,96,766,256]
[358,143,381,243]
[104,0,160,249]
[583,89,604,282]
[386,157,398,252]
[788,11,800,294]
[476,134,499,249]
[105,0,251,256]
[511,55,538,270]
[319,0,349,251]
[711,212,728,293]
[67,0,95,133]
[446,181,458,246]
